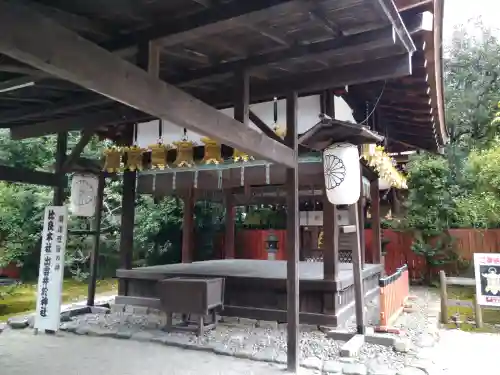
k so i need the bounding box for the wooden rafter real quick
[0,1,294,167]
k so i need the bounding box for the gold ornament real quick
[318,230,324,249]
[124,145,145,171]
[274,124,286,139]
[172,140,195,168]
[201,137,223,165]
[149,142,170,169]
[103,146,123,173]
[233,149,253,162]
[361,144,407,189]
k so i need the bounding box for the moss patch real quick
[444,285,500,333]
[0,278,117,321]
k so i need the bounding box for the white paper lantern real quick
[323,143,360,205]
[378,178,391,190]
[70,174,99,217]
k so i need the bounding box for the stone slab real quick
[365,334,396,347]
[323,360,343,374]
[343,363,368,375]
[326,329,356,341]
[340,334,365,357]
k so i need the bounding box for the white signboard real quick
[474,253,500,307]
[70,174,99,217]
[34,206,68,331]
[299,210,350,226]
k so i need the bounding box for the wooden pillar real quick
[234,69,249,126]
[285,91,299,372]
[87,173,105,306]
[182,190,195,263]
[323,191,339,280]
[118,40,159,295]
[370,179,382,264]
[224,191,235,259]
[118,128,136,296]
[53,132,67,205]
[358,179,366,269]
[350,201,366,334]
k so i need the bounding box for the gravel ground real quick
[52,289,440,373]
[1,287,444,374]
[0,329,314,375]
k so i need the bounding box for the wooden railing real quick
[378,264,409,330]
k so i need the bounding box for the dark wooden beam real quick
[10,108,151,140]
[0,2,295,167]
[0,96,108,126]
[16,0,112,38]
[249,111,284,144]
[0,165,62,186]
[207,54,413,107]
[104,0,298,51]
[285,91,299,372]
[171,26,400,85]
[0,64,47,77]
[62,131,93,173]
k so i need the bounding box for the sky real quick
[443,0,499,42]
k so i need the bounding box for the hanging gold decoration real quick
[274,124,286,139]
[201,137,223,165]
[361,145,407,189]
[124,145,145,171]
[103,146,123,173]
[318,230,324,249]
[172,140,195,168]
[149,142,170,169]
[233,149,254,162]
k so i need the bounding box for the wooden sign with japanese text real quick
[474,253,500,307]
[34,206,68,331]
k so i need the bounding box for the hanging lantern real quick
[173,140,195,168]
[124,145,145,171]
[323,143,360,205]
[103,146,123,173]
[69,174,99,217]
[149,142,170,169]
[201,137,223,165]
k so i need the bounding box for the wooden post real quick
[224,191,235,259]
[87,173,105,306]
[323,192,339,280]
[285,91,299,372]
[358,195,366,269]
[370,178,381,264]
[351,202,366,334]
[439,270,448,324]
[118,40,158,295]
[182,190,195,263]
[474,295,483,329]
[53,132,67,205]
[118,128,136,296]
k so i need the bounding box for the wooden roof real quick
[0,0,444,153]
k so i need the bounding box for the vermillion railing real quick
[378,264,409,330]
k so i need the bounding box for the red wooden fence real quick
[378,264,409,330]
[229,228,500,281]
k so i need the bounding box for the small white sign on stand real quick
[474,253,500,307]
[69,174,99,217]
[34,206,68,332]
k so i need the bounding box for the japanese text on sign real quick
[34,206,68,331]
[474,253,500,308]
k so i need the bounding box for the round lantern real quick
[70,173,99,217]
[323,143,360,205]
[265,232,279,260]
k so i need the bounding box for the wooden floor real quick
[117,259,383,327]
[129,259,381,281]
